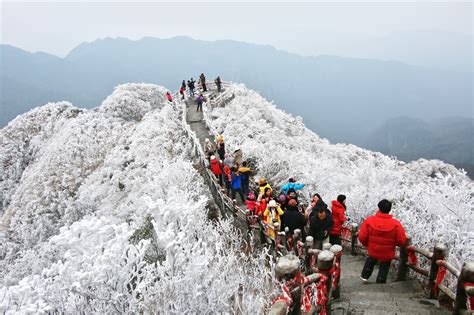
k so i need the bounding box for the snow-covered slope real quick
[205,83,473,271]
[0,84,269,313]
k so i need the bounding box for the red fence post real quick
[429,243,447,299]
[330,244,343,299]
[454,262,474,315]
[317,250,335,315]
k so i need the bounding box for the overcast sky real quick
[1,1,472,57]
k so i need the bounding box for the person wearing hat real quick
[204,138,216,160]
[281,177,305,195]
[263,199,284,239]
[309,204,334,249]
[359,199,407,283]
[238,161,252,198]
[281,198,308,239]
[330,194,348,245]
[216,135,225,160]
[258,178,273,196]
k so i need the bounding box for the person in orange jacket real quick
[330,194,348,245]
[358,199,407,283]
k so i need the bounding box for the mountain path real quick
[183,85,449,314]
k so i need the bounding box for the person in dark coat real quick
[358,199,407,283]
[309,206,334,249]
[200,73,207,92]
[188,78,195,96]
[238,161,252,197]
[281,199,307,239]
[216,135,225,160]
[309,199,328,220]
[215,76,222,92]
[181,80,186,90]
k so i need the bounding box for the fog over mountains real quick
[1,36,472,176]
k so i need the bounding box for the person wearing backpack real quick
[238,161,252,197]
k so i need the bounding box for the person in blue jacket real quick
[281,178,305,195]
[231,167,245,203]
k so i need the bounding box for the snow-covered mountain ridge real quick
[0,83,269,313]
[0,82,472,313]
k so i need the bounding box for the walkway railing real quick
[179,80,474,314]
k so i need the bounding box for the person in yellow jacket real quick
[258,178,273,196]
[264,200,284,239]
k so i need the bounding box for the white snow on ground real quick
[205,83,473,278]
[0,84,270,313]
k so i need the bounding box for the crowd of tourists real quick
[187,74,408,284]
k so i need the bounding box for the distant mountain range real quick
[1,36,472,176]
[366,116,474,176]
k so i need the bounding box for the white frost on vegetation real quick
[205,83,474,275]
[0,84,271,313]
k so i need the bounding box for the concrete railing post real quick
[350,223,359,256]
[428,242,447,299]
[454,262,474,314]
[396,235,412,281]
[317,250,335,315]
[270,254,301,315]
[330,244,343,299]
[293,229,302,256]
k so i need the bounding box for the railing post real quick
[305,236,314,275]
[293,229,301,256]
[429,242,447,299]
[317,250,335,315]
[270,254,301,315]
[350,223,359,256]
[454,262,474,315]
[330,244,343,299]
[396,235,412,281]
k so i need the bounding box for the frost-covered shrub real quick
[205,83,474,277]
[99,83,168,121]
[0,102,81,214]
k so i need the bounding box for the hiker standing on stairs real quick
[196,93,205,112]
[200,73,207,92]
[230,167,245,203]
[204,138,216,160]
[330,194,348,246]
[215,76,222,92]
[359,199,408,284]
[216,135,225,160]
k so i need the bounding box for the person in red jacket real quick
[166,91,173,103]
[209,155,223,186]
[330,194,347,245]
[358,199,407,283]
